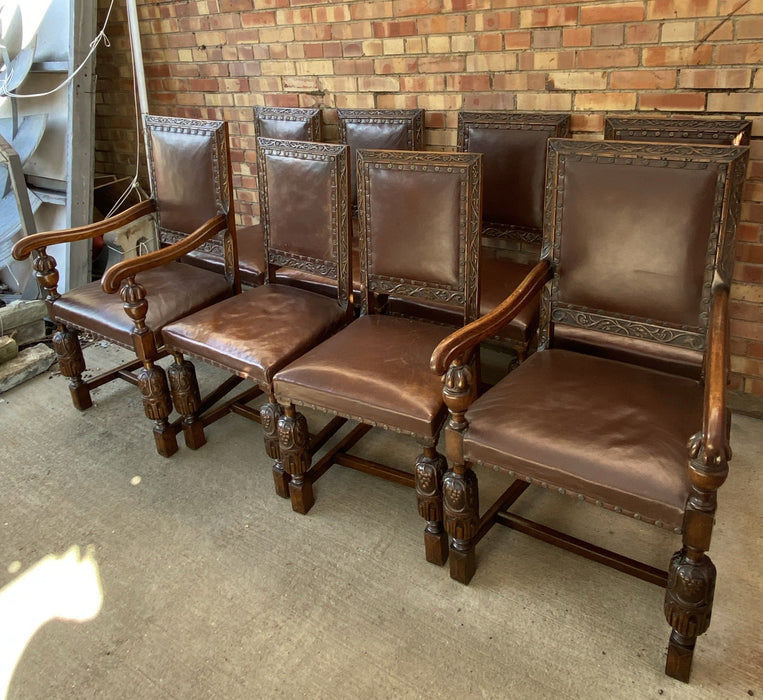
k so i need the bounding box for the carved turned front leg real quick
[52,325,92,410]
[137,361,176,458]
[664,432,728,682]
[30,249,93,410]
[167,353,205,450]
[415,444,449,566]
[441,361,480,584]
[277,403,313,514]
[121,275,178,458]
[260,397,289,499]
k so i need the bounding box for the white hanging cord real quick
[0,0,116,100]
[104,4,145,219]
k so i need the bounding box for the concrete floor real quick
[1,341,761,699]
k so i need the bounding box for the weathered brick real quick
[592,24,624,46]
[626,24,660,44]
[467,53,517,73]
[373,20,417,38]
[516,92,572,111]
[678,69,752,89]
[504,31,532,49]
[639,92,707,111]
[520,7,578,28]
[519,50,575,71]
[647,0,717,19]
[562,27,591,47]
[715,42,763,65]
[446,74,491,92]
[575,92,637,111]
[611,69,676,90]
[546,70,607,91]
[581,2,644,24]
[707,92,763,114]
[578,48,639,69]
[643,44,713,66]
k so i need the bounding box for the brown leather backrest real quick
[604,116,752,146]
[146,115,233,248]
[458,112,570,240]
[254,106,322,142]
[338,109,425,207]
[257,138,352,307]
[541,139,749,377]
[356,149,482,324]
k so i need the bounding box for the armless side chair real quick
[272,148,482,566]
[604,115,751,146]
[187,106,323,287]
[389,111,570,363]
[160,139,353,496]
[13,115,239,457]
[429,139,748,681]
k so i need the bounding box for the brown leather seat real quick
[430,138,749,682]
[160,139,353,493]
[604,115,752,145]
[13,115,240,457]
[389,112,569,361]
[187,106,323,287]
[272,148,482,565]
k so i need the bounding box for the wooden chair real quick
[276,108,426,304]
[12,115,239,457]
[272,148,482,566]
[189,106,323,287]
[604,115,751,145]
[429,138,748,681]
[389,111,570,363]
[160,139,353,493]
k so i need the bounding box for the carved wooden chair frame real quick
[254,105,322,142]
[272,148,482,565]
[604,115,752,146]
[457,110,571,247]
[12,115,239,457]
[430,138,749,682]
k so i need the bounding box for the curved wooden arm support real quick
[101,214,228,294]
[430,259,552,375]
[687,286,731,495]
[12,200,156,261]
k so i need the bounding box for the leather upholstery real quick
[462,349,700,529]
[465,126,549,231]
[52,262,233,349]
[274,315,452,438]
[254,105,321,142]
[149,125,220,238]
[338,108,424,208]
[162,285,348,387]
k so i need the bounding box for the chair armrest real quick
[430,259,551,375]
[701,286,731,467]
[101,213,228,293]
[12,200,156,260]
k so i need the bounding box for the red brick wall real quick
[94,0,763,396]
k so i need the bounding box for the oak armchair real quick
[430,139,748,681]
[12,115,239,457]
[272,148,482,565]
[160,138,353,494]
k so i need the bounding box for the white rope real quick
[0,0,115,100]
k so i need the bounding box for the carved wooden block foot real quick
[272,464,290,499]
[289,477,314,515]
[181,417,206,450]
[665,631,694,683]
[424,526,449,566]
[153,422,179,458]
[449,541,476,585]
[68,380,93,411]
[52,327,92,410]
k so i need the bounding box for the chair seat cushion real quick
[161,284,348,387]
[463,349,702,530]
[274,315,452,438]
[386,256,539,345]
[52,262,233,349]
